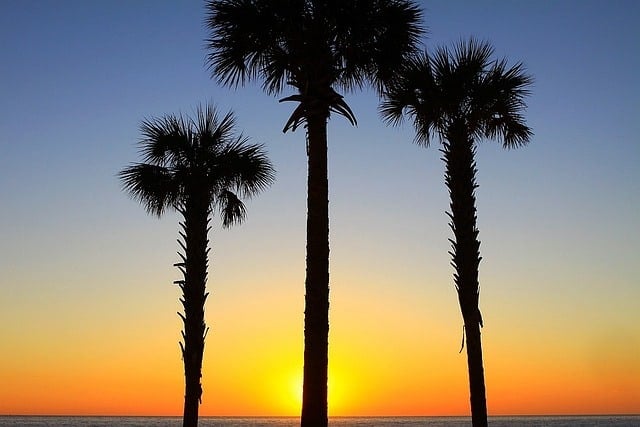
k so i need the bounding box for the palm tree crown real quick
[206,0,424,130]
[120,104,274,222]
[381,38,532,147]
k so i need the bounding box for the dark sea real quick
[0,416,638,427]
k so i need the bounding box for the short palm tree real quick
[119,104,275,427]
[205,1,423,425]
[381,39,533,427]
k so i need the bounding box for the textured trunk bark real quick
[179,194,210,427]
[465,320,487,427]
[300,111,330,427]
[443,125,488,427]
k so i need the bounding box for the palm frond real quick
[215,140,276,198]
[279,95,307,133]
[205,0,260,87]
[118,163,180,216]
[355,0,425,92]
[279,87,357,133]
[216,189,247,228]
[477,53,533,147]
[261,45,294,95]
[139,114,189,165]
[193,104,238,155]
[205,0,304,92]
[329,95,357,127]
[380,50,442,146]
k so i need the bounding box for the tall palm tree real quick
[381,39,533,427]
[119,104,275,427]
[205,1,423,425]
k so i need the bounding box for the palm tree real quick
[119,104,275,427]
[381,39,533,427]
[205,1,423,425]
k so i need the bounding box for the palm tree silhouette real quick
[119,104,274,427]
[381,39,533,427]
[205,2,423,425]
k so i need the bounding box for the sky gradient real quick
[1,0,639,417]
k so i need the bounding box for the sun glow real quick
[274,369,348,416]
[288,371,303,414]
[328,367,350,415]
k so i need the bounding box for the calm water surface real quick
[0,416,639,426]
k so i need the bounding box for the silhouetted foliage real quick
[381,39,532,427]
[119,104,274,427]
[205,2,423,425]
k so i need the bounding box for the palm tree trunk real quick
[443,126,488,427]
[179,194,210,427]
[301,111,330,427]
[464,320,486,427]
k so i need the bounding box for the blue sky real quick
[1,0,639,415]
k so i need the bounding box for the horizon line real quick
[3,413,639,418]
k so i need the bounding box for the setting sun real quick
[283,370,303,415]
[270,366,348,416]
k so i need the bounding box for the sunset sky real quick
[1,0,638,417]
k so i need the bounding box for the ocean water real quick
[0,416,638,427]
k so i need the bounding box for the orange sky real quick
[2,272,639,416]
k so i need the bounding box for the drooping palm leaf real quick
[216,189,246,227]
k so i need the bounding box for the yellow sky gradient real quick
[2,263,638,416]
